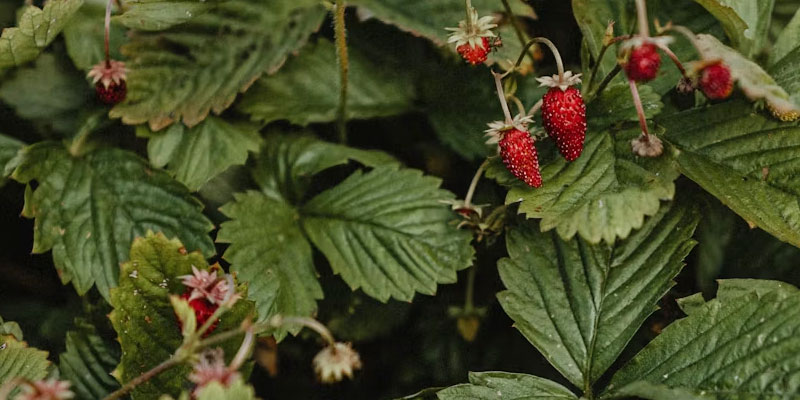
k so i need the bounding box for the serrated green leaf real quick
[695,34,800,118]
[109,232,254,399]
[59,318,121,400]
[109,1,325,130]
[217,191,321,340]
[238,39,416,125]
[605,279,800,399]
[143,116,262,191]
[508,128,679,244]
[302,165,474,302]
[587,83,663,129]
[660,100,800,247]
[0,134,23,182]
[769,43,800,106]
[251,132,397,204]
[63,1,126,70]
[693,0,774,58]
[437,372,577,400]
[11,142,215,299]
[0,321,50,387]
[498,201,699,390]
[0,53,90,133]
[0,0,84,69]
[195,378,257,400]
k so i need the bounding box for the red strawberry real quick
[179,290,219,336]
[541,86,587,161]
[457,37,491,65]
[624,43,660,82]
[95,81,126,104]
[499,128,542,188]
[699,61,733,100]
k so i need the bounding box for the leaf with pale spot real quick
[0,0,84,69]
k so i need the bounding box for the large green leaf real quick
[217,191,321,340]
[507,128,679,244]
[109,232,254,399]
[0,319,50,387]
[660,100,800,247]
[63,0,126,70]
[0,0,84,69]
[604,280,800,399]
[59,318,121,400]
[498,201,699,391]
[302,165,474,302]
[251,133,397,204]
[769,42,800,105]
[238,39,416,125]
[11,142,215,298]
[109,0,326,130]
[693,0,774,57]
[437,372,578,400]
[144,116,262,191]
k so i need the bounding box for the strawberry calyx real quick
[446,7,497,64]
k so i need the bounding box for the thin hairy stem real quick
[464,264,478,311]
[102,358,181,400]
[104,0,113,65]
[334,0,349,144]
[585,34,633,93]
[464,0,473,30]
[500,0,535,65]
[590,63,622,100]
[464,161,488,208]
[527,98,543,117]
[628,79,650,136]
[493,72,513,123]
[653,41,687,76]
[514,37,564,81]
[510,96,526,116]
[635,0,649,37]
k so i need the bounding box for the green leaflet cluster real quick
[217,134,474,339]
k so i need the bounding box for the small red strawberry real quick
[499,128,541,188]
[87,59,127,105]
[537,71,587,161]
[698,61,733,100]
[446,7,497,65]
[624,43,660,82]
[457,37,491,65]
[180,289,219,336]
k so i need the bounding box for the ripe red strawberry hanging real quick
[623,42,661,82]
[486,115,542,188]
[88,60,127,104]
[181,290,220,335]
[698,61,733,100]
[446,6,497,65]
[537,71,587,161]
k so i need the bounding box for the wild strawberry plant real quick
[0,0,799,399]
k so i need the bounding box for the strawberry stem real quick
[514,37,563,83]
[104,0,113,66]
[527,98,543,117]
[492,71,513,123]
[652,40,688,77]
[464,0,474,31]
[666,24,707,59]
[628,78,650,137]
[334,0,349,144]
[464,160,487,209]
[635,0,649,38]
[229,329,254,371]
[500,0,536,65]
